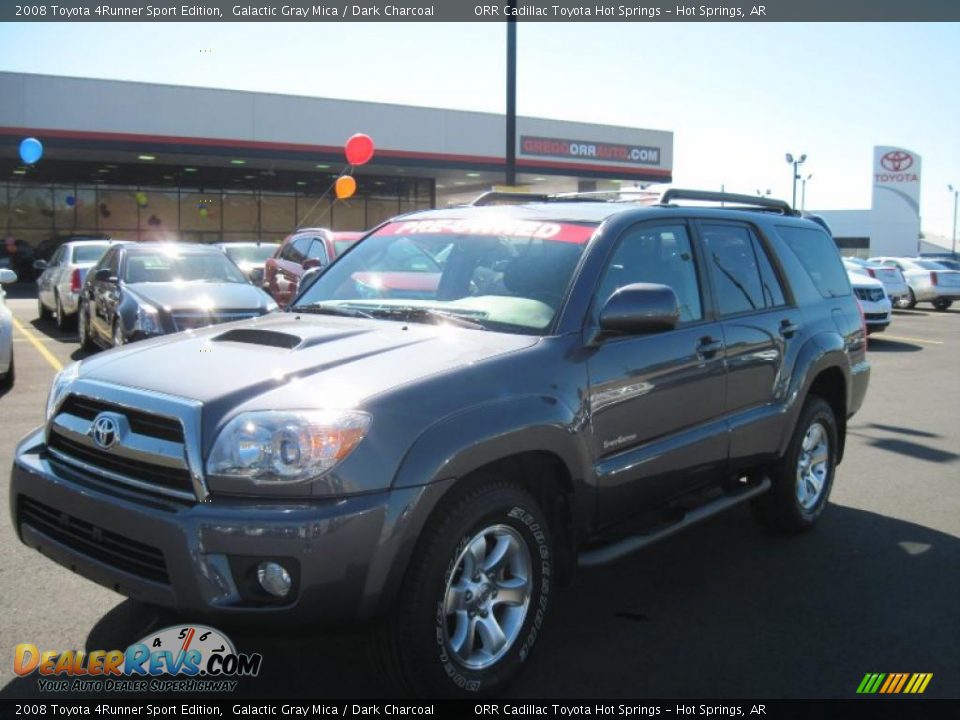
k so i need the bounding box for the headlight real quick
[206,410,370,485]
[45,361,80,420]
[134,304,161,335]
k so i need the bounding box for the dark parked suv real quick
[10,190,869,696]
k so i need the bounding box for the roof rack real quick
[659,189,797,215]
[468,191,551,206]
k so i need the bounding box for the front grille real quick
[172,311,259,332]
[48,432,194,495]
[19,496,169,584]
[855,287,885,302]
[865,312,888,321]
[60,395,183,443]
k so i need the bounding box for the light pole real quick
[505,1,517,187]
[785,153,807,209]
[949,185,958,258]
[801,174,813,211]
[756,189,771,197]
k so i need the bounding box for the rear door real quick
[696,220,800,469]
[588,221,728,524]
[274,236,312,305]
[89,248,122,342]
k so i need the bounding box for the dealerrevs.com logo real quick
[14,625,262,693]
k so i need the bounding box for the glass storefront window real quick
[138,189,179,242]
[75,188,97,229]
[9,186,54,229]
[331,200,365,231]
[180,192,221,233]
[53,186,77,229]
[261,194,295,231]
[366,198,400,228]
[97,188,138,232]
[296,195,332,228]
[223,191,258,232]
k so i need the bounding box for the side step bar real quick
[577,477,772,568]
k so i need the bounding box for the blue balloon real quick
[65,196,76,207]
[19,137,43,165]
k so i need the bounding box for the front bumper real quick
[10,429,449,624]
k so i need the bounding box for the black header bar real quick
[1,0,958,22]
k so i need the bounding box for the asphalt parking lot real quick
[1,284,958,700]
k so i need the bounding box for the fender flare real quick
[777,332,850,458]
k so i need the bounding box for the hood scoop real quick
[213,328,302,349]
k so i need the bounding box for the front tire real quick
[77,304,96,351]
[372,478,552,697]
[0,348,13,390]
[751,396,838,534]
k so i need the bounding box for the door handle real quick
[697,336,723,357]
[779,320,799,338]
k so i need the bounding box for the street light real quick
[949,184,959,257]
[801,174,813,211]
[785,153,807,209]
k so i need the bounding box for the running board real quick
[577,478,771,568]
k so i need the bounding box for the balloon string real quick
[297,164,354,228]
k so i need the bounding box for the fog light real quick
[256,561,292,597]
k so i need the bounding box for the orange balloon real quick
[335,175,357,200]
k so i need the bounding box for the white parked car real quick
[843,258,910,305]
[1,267,17,389]
[847,271,891,334]
[35,240,122,329]
[870,257,960,311]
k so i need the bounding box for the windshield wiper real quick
[366,306,488,330]
[288,303,374,319]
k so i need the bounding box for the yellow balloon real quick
[335,175,357,200]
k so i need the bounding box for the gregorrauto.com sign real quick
[520,135,662,166]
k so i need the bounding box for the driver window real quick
[596,224,703,323]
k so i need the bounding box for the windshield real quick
[334,239,358,257]
[71,244,111,264]
[123,250,249,284]
[224,245,278,265]
[295,218,596,334]
[914,260,949,270]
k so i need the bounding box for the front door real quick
[588,221,728,525]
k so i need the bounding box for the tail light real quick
[866,268,876,278]
[70,269,82,293]
[930,271,939,286]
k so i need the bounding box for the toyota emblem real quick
[91,413,121,450]
[881,150,913,172]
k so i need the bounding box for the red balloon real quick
[345,133,375,166]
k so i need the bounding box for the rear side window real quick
[701,224,785,315]
[776,225,851,298]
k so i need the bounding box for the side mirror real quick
[94,268,117,283]
[596,283,680,339]
[298,265,324,293]
[0,268,17,284]
[302,258,323,270]
[33,259,48,271]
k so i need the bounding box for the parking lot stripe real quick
[11,317,64,371]
[880,335,944,345]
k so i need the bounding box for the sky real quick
[1,21,958,240]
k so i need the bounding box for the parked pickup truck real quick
[10,189,870,696]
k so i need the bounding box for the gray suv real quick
[10,190,870,696]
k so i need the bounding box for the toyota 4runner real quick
[10,189,870,696]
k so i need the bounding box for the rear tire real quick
[38,296,52,321]
[751,396,838,534]
[55,293,75,331]
[932,298,952,311]
[0,348,13,390]
[371,478,552,697]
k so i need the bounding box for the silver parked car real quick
[843,258,909,305]
[35,240,124,330]
[870,256,960,310]
[0,266,17,389]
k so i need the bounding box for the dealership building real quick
[812,145,923,259]
[0,71,673,254]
